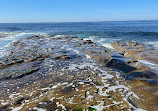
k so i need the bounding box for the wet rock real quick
[0,105,9,111]
[0,64,39,80]
[84,40,93,44]
[106,58,136,73]
[61,86,74,93]
[125,71,157,81]
[0,63,4,68]
[111,41,158,71]
[87,49,138,73]
[0,70,12,80]
[124,49,143,57]
[13,97,25,105]
[36,100,57,111]
[14,59,23,63]
[11,66,39,79]
[53,55,71,60]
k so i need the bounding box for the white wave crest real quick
[145,41,158,49]
[102,43,114,49]
[0,31,37,57]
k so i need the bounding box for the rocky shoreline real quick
[0,35,157,111]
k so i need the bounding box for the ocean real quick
[0,20,158,57]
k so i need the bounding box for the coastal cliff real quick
[0,35,157,111]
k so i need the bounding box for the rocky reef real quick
[111,41,158,67]
[0,35,157,111]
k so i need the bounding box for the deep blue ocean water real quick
[0,20,158,57]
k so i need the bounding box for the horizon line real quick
[0,19,158,24]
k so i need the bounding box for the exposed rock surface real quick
[111,41,158,68]
[0,35,157,111]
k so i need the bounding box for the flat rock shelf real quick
[0,35,157,111]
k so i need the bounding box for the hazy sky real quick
[0,0,158,23]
